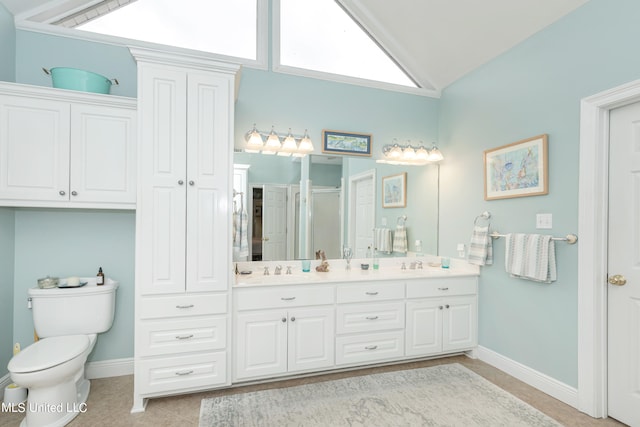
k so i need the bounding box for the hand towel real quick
[505,233,556,283]
[374,228,393,254]
[233,209,249,259]
[393,224,408,253]
[468,225,493,266]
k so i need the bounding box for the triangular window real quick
[75,0,259,61]
[276,0,417,89]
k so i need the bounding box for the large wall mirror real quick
[232,152,439,262]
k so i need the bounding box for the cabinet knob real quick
[445,304,450,309]
[59,190,66,196]
[178,180,184,185]
[291,316,296,322]
[281,317,287,323]
[71,191,78,196]
[439,305,443,310]
[189,180,195,186]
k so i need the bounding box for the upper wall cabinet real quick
[0,83,137,209]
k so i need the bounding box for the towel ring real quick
[474,211,491,226]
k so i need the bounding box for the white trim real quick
[270,0,439,98]
[577,78,640,418]
[477,346,578,408]
[0,373,12,399]
[85,357,134,379]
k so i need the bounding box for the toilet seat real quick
[8,335,90,373]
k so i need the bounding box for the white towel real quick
[233,209,249,259]
[468,225,493,266]
[374,228,393,254]
[393,224,408,253]
[505,233,556,283]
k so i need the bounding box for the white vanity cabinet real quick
[335,281,405,366]
[234,285,335,380]
[0,83,136,208]
[131,48,240,411]
[405,277,478,357]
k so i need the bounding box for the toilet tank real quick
[28,278,119,338]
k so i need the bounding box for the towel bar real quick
[490,232,578,245]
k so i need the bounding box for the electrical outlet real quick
[536,213,552,229]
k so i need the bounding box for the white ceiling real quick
[2,0,589,92]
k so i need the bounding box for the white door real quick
[442,295,477,352]
[262,186,287,261]
[607,102,640,427]
[185,72,230,292]
[287,307,335,373]
[0,95,70,201]
[349,170,375,258]
[405,299,442,356]
[70,103,136,204]
[235,310,288,380]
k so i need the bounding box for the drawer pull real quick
[176,304,194,309]
[438,287,449,291]
[175,334,194,340]
[175,370,194,376]
[281,297,296,301]
[365,291,379,296]
[365,345,378,350]
[366,316,379,320]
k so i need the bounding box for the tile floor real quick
[1,355,627,427]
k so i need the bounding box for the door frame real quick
[578,78,640,417]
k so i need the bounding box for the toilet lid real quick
[8,335,90,373]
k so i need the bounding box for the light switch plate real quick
[536,213,552,229]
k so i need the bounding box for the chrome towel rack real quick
[489,232,578,245]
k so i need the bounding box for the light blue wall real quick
[12,209,135,362]
[438,0,640,387]
[0,208,15,375]
[15,30,137,97]
[0,2,16,82]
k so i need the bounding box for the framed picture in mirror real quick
[382,172,407,208]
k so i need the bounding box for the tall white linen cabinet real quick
[130,48,240,412]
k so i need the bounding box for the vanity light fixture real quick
[244,124,315,157]
[377,139,444,165]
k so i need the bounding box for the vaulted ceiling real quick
[1,0,589,92]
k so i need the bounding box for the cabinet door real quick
[405,299,442,357]
[235,311,288,380]
[185,72,231,292]
[288,307,335,373]
[70,104,136,204]
[0,95,70,201]
[136,65,188,294]
[442,295,477,352]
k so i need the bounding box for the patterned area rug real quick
[199,363,562,426]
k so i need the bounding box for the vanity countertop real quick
[234,257,479,288]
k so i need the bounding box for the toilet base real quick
[17,376,90,427]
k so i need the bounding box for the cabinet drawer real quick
[139,293,227,319]
[336,331,404,365]
[235,285,334,311]
[336,281,404,303]
[406,277,477,299]
[137,351,227,395]
[137,316,226,357]
[336,302,404,334]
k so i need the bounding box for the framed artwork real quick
[382,172,407,208]
[484,134,548,200]
[322,130,372,156]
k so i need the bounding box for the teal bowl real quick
[46,67,114,94]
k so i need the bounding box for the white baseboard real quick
[85,357,134,379]
[477,346,578,408]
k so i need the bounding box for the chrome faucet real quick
[401,262,407,270]
[416,260,423,269]
[274,265,282,275]
[286,266,292,275]
[263,266,270,275]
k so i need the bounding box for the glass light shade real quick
[389,145,402,159]
[263,128,281,153]
[298,130,314,153]
[415,146,429,161]
[428,146,444,162]
[246,127,264,148]
[281,129,298,152]
[403,147,416,160]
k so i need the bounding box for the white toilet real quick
[8,279,118,427]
